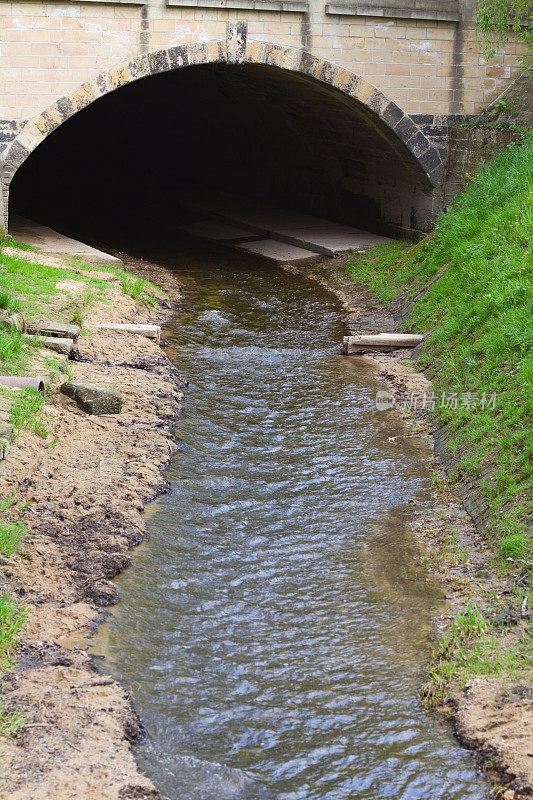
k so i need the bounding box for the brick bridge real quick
[0,0,525,238]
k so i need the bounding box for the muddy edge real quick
[0,249,530,800]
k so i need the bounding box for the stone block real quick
[23,334,73,355]
[148,49,170,74]
[25,321,80,340]
[61,381,124,415]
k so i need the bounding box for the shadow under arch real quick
[3,39,444,238]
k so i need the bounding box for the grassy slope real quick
[346,132,533,564]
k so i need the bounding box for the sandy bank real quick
[0,247,184,800]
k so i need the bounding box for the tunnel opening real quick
[8,61,436,252]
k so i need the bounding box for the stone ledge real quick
[13,0,146,3]
[167,0,307,9]
[325,0,460,21]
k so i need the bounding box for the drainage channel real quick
[90,247,489,800]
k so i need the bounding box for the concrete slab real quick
[184,190,391,257]
[180,219,259,242]
[7,216,121,264]
[236,239,317,263]
[277,228,390,256]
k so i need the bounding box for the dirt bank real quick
[285,255,532,800]
[0,247,184,800]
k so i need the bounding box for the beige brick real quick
[152,19,176,32]
[51,29,80,42]
[374,23,407,38]
[0,29,22,41]
[361,62,386,76]
[29,42,58,55]
[58,41,88,55]
[32,15,61,29]
[392,51,415,64]
[67,55,105,69]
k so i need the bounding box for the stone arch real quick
[1,35,443,232]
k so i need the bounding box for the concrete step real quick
[236,239,317,263]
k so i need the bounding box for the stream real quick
[91,249,489,800]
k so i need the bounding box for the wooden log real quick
[343,333,424,354]
[22,334,73,355]
[25,320,80,340]
[0,310,25,332]
[87,323,161,344]
[0,376,46,392]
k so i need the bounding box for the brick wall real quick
[0,0,526,135]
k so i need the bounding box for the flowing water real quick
[92,249,489,800]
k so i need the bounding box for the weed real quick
[0,699,26,737]
[71,306,83,327]
[422,604,531,709]
[0,594,27,673]
[501,532,529,560]
[0,593,28,738]
[422,605,489,709]
[0,520,24,558]
[120,274,156,306]
[0,329,25,373]
[8,387,49,441]
[0,493,17,515]
[121,275,144,299]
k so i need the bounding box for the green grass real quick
[0,291,21,312]
[0,238,159,380]
[0,330,26,376]
[7,387,48,441]
[120,274,156,306]
[1,236,37,252]
[0,594,27,673]
[0,593,27,736]
[0,519,24,558]
[345,132,533,563]
[422,604,532,709]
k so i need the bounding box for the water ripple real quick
[93,257,489,800]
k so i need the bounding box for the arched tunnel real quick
[8,62,437,251]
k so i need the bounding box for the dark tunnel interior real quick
[9,62,434,251]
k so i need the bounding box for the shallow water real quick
[92,250,489,800]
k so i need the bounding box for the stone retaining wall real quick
[442,125,525,207]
